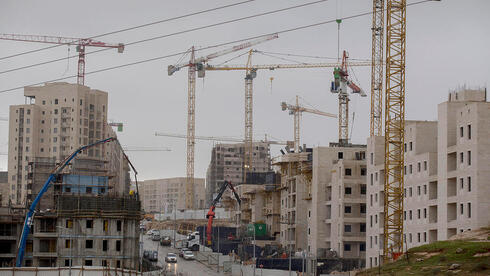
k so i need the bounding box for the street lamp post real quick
[253,224,256,276]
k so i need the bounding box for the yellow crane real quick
[167,34,278,209]
[281,96,336,153]
[383,0,406,261]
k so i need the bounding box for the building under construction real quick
[1,83,141,269]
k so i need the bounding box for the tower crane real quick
[371,0,384,137]
[330,50,367,146]
[0,34,124,85]
[205,54,370,181]
[383,0,407,262]
[167,34,278,210]
[281,96,336,153]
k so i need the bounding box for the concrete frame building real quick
[366,88,490,268]
[205,142,271,206]
[139,177,205,212]
[310,145,367,260]
[2,83,140,269]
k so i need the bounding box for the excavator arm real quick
[206,181,241,245]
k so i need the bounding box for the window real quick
[361,167,366,176]
[375,215,378,223]
[117,220,122,231]
[103,220,108,232]
[424,208,427,218]
[85,260,92,266]
[344,206,351,213]
[116,240,121,251]
[42,100,46,105]
[86,187,92,194]
[417,186,421,195]
[370,237,373,248]
[54,109,58,115]
[404,143,407,152]
[409,210,412,220]
[360,243,366,251]
[65,259,71,266]
[468,203,471,218]
[460,203,464,215]
[418,233,421,242]
[370,216,373,227]
[86,220,93,229]
[65,240,71,248]
[361,185,366,195]
[417,209,421,219]
[53,128,58,133]
[468,125,471,139]
[460,126,464,137]
[468,177,471,192]
[360,204,366,214]
[360,223,366,232]
[417,162,421,172]
[345,168,352,176]
[423,185,427,195]
[404,211,406,220]
[102,260,108,267]
[409,142,413,151]
[409,164,413,174]
[404,166,407,175]
[409,187,413,197]
[54,99,58,105]
[460,178,464,189]
[424,161,427,171]
[345,187,352,195]
[344,244,351,251]
[85,240,93,249]
[102,240,108,251]
[468,151,471,166]
[370,153,373,164]
[116,260,121,268]
[370,174,373,186]
[66,219,73,228]
[460,152,464,163]
[409,233,412,243]
[338,152,343,159]
[424,232,427,242]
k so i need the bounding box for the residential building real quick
[205,142,271,206]
[366,88,490,268]
[140,177,205,212]
[310,145,367,260]
[0,171,7,206]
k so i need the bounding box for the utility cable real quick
[0,0,256,61]
[0,0,434,94]
[0,0,329,75]
[257,50,370,61]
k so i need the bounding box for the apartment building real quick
[205,142,271,206]
[140,177,205,212]
[310,145,367,260]
[366,88,490,268]
[3,82,140,269]
[7,82,117,206]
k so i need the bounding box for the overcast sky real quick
[0,0,489,180]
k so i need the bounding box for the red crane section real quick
[0,33,124,85]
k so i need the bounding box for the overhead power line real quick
[0,0,256,61]
[0,0,329,75]
[0,0,433,94]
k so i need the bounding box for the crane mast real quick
[371,0,385,137]
[244,50,256,180]
[331,51,366,146]
[186,47,197,210]
[383,0,406,261]
[0,34,124,85]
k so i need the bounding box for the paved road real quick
[142,233,225,276]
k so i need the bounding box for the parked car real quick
[179,248,189,257]
[165,253,177,263]
[182,251,195,260]
[151,233,161,241]
[160,236,171,246]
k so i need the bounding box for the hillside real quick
[359,228,490,276]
